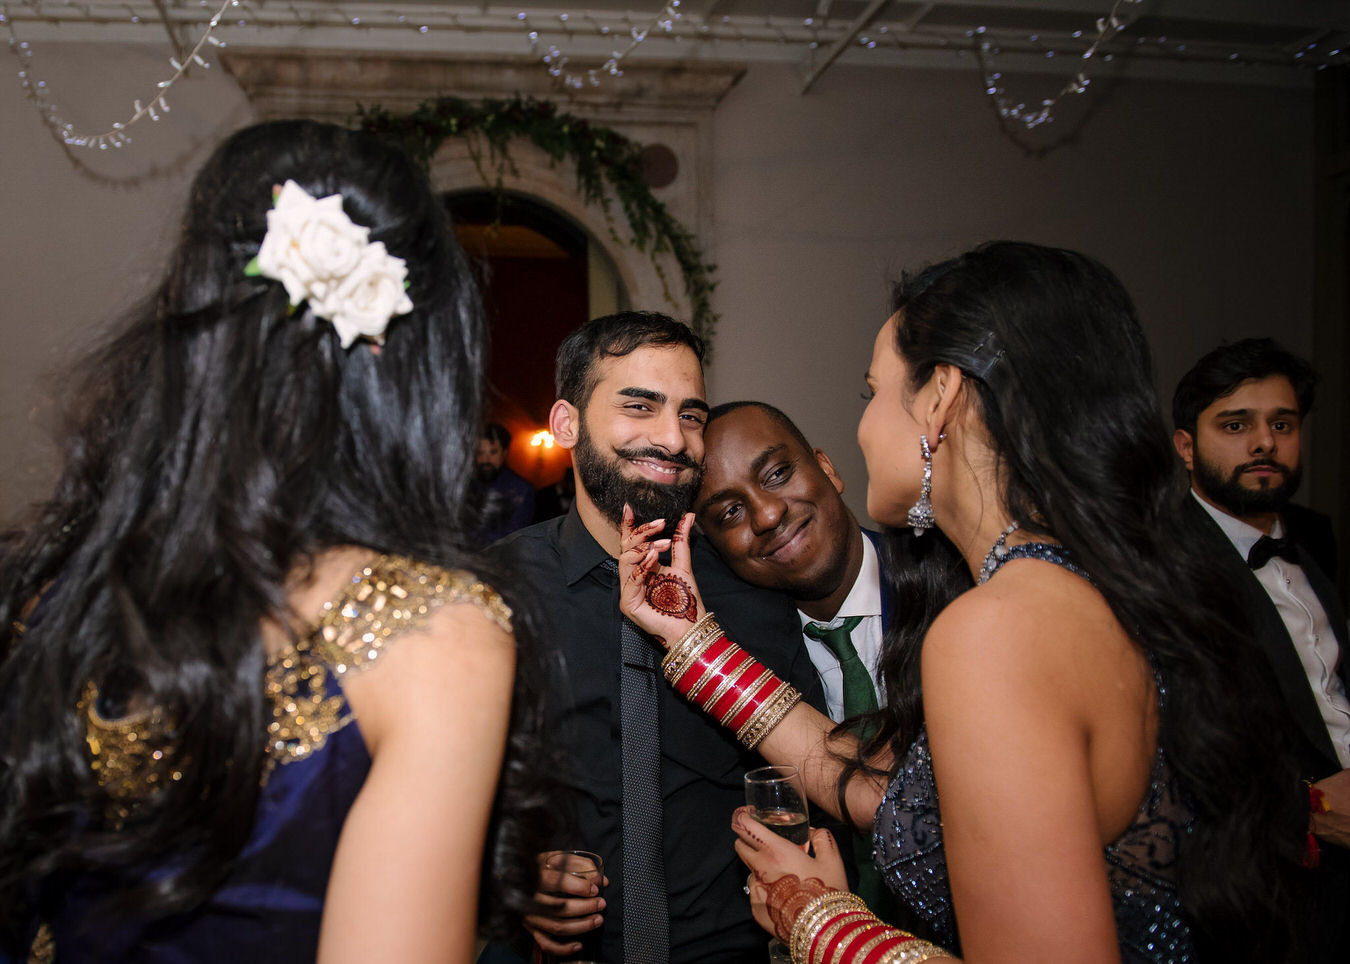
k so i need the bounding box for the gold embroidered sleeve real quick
[310,555,513,675]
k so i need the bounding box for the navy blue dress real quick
[26,557,511,964]
[871,544,1195,963]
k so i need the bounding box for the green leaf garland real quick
[357,95,718,352]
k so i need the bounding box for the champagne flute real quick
[536,851,604,964]
[745,765,810,844]
[745,766,810,964]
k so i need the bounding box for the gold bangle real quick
[801,898,869,964]
[662,626,716,684]
[790,894,840,963]
[879,940,952,963]
[790,892,869,964]
[737,683,792,746]
[719,666,774,727]
[740,684,803,748]
[662,624,723,690]
[661,611,721,680]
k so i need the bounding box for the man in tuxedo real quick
[694,401,895,916]
[1172,338,1350,960]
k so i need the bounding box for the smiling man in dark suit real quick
[1172,338,1349,962]
[693,401,896,918]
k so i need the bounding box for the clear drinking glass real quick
[744,764,810,844]
[538,851,604,964]
[745,766,810,963]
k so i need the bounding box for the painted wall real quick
[0,45,1317,529]
[705,62,1314,526]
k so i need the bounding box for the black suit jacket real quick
[1284,502,1340,588]
[1186,498,1350,778]
[1185,498,1350,963]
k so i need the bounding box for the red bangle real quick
[707,658,767,721]
[819,917,872,964]
[689,646,754,707]
[810,911,871,964]
[727,674,785,733]
[673,636,735,696]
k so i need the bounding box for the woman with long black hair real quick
[619,242,1307,962]
[0,119,553,962]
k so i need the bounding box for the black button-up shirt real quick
[487,508,825,964]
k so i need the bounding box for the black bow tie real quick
[1248,535,1300,570]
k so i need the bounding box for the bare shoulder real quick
[922,556,1135,711]
[294,552,517,752]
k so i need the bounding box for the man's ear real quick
[1172,429,1195,472]
[550,399,581,451]
[813,448,845,495]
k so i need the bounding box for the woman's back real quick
[876,546,1191,963]
[28,549,515,963]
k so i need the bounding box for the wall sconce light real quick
[530,430,555,449]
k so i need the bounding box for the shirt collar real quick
[559,504,613,587]
[1191,488,1285,559]
[799,529,882,629]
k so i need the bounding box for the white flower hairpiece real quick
[244,180,414,348]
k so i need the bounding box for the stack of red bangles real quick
[661,612,802,748]
[790,890,953,964]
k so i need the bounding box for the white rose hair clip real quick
[244,180,414,348]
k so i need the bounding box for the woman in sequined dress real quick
[619,242,1308,962]
[0,120,554,963]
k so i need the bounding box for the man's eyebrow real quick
[617,387,666,403]
[1212,406,1300,419]
[697,444,785,515]
[749,443,788,476]
[615,387,709,413]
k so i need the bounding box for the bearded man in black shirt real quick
[481,312,825,964]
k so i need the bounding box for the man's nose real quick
[1249,425,1276,454]
[747,492,786,534]
[646,411,687,453]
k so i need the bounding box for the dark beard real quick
[475,462,503,484]
[573,423,701,535]
[1193,452,1302,516]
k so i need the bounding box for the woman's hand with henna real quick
[617,505,707,650]
[732,807,851,940]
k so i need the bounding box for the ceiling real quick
[5,0,1347,94]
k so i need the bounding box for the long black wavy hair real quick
[852,242,1305,959]
[0,119,554,949]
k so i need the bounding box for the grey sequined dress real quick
[871,543,1196,963]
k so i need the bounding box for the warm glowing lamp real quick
[530,430,555,449]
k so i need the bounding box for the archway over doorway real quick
[446,190,628,489]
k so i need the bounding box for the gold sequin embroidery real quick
[78,681,181,826]
[77,557,512,796]
[263,556,512,774]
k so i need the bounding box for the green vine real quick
[356,95,718,351]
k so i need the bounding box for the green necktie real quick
[803,615,878,718]
[802,615,896,922]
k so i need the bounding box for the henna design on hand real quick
[646,573,698,622]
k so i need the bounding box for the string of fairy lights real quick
[2,0,1346,151]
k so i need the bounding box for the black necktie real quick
[600,558,669,964]
[1248,535,1300,570]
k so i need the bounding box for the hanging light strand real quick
[975,0,1144,130]
[2,0,236,149]
[515,1,682,89]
